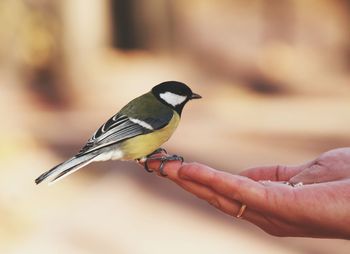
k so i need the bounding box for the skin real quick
[143,147,350,239]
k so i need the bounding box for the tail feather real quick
[35,153,97,185]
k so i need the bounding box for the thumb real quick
[289,163,330,184]
[240,161,314,182]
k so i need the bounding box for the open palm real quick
[145,148,350,239]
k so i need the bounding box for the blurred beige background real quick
[1,0,350,253]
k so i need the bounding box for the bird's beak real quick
[190,93,202,99]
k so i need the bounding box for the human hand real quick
[144,148,350,239]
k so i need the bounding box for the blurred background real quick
[1,0,350,253]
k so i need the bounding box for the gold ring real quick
[236,204,247,218]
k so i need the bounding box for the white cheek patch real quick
[159,92,187,107]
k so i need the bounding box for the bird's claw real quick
[144,154,184,176]
[137,147,168,172]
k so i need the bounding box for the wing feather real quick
[78,114,152,155]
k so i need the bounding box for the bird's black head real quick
[151,81,201,115]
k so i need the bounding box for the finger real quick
[289,163,328,184]
[142,158,242,216]
[240,160,315,181]
[171,177,272,224]
[171,175,311,237]
[178,163,269,211]
[174,178,239,214]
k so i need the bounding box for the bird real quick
[35,81,201,185]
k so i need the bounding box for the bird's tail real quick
[35,153,98,185]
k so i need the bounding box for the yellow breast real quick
[120,112,180,160]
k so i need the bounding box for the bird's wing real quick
[77,112,172,156]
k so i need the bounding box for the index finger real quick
[178,163,271,211]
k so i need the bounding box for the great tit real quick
[35,81,201,184]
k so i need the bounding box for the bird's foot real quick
[142,153,184,176]
[136,148,168,173]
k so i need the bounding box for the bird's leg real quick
[144,154,184,176]
[149,147,168,156]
